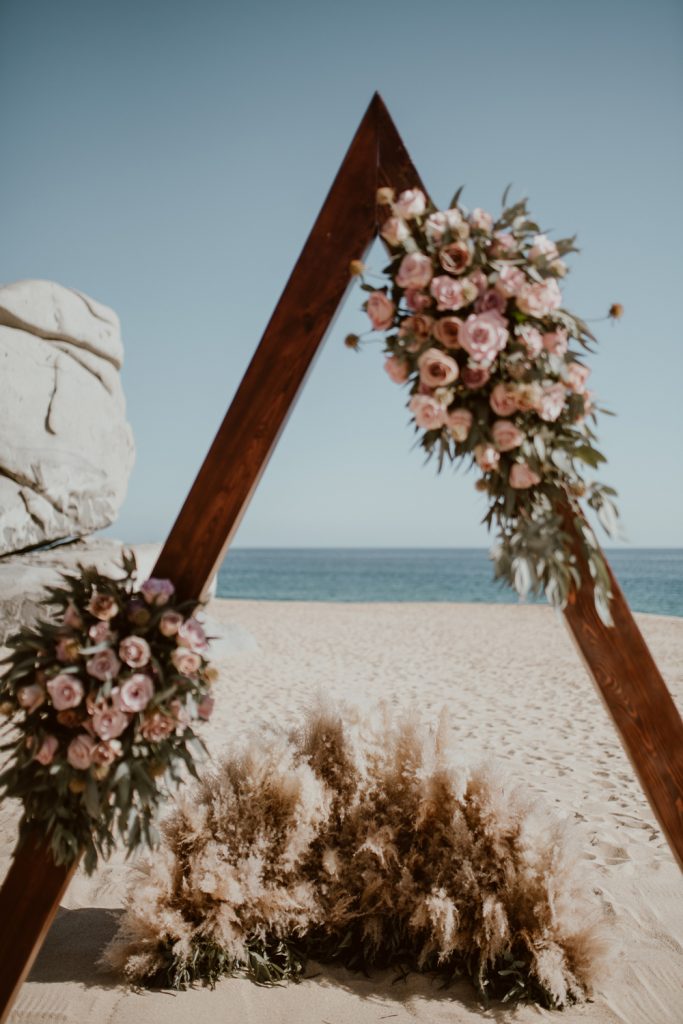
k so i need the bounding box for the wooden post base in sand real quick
[0,92,681,1024]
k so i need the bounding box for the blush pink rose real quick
[404,288,432,312]
[430,276,466,311]
[141,578,175,606]
[432,317,462,349]
[17,683,45,713]
[366,291,395,330]
[87,592,119,621]
[516,382,543,412]
[197,695,215,721]
[474,444,500,472]
[417,348,459,388]
[459,311,509,364]
[469,208,493,232]
[384,355,410,384]
[489,232,516,256]
[542,328,568,355]
[92,706,129,740]
[516,279,563,317]
[468,269,488,295]
[177,618,208,653]
[119,635,151,669]
[529,234,559,262]
[89,621,115,645]
[408,394,447,430]
[475,289,507,315]
[399,314,434,341]
[34,735,59,766]
[446,408,473,442]
[140,712,176,742]
[86,648,121,682]
[461,364,491,389]
[67,733,97,770]
[394,188,426,219]
[489,383,519,417]
[63,603,84,630]
[495,265,526,298]
[92,739,122,765]
[117,673,155,713]
[491,419,524,452]
[380,216,410,246]
[509,463,542,488]
[171,648,202,675]
[159,610,184,637]
[396,253,433,289]
[567,362,590,392]
[439,241,472,275]
[47,673,84,711]
[537,383,566,422]
[516,324,544,358]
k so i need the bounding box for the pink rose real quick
[474,444,500,472]
[396,253,433,289]
[489,383,519,417]
[17,683,45,713]
[491,419,524,452]
[468,269,488,295]
[404,288,432,312]
[34,735,59,766]
[459,311,509,364]
[384,355,410,384]
[92,706,130,740]
[516,325,543,358]
[439,241,471,275]
[516,382,543,412]
[489,232,516,257]
[394,188,426,219]
[474,289,507,315]
[509,463,542,489]
[495,265,526,299]
[425,209,468,243]
[432,317,462,349]
[159,610,184,637]
[366,291,395,330]
[516,279,563,317]
[446,408,473,442]
[92,739,122,765]
[529,234,559,262]
[86,592,119,621]
[140,578,175,607]
[140,712,176,742]
[63,603,84,630]
[430,276,467,311]
[55,637,80,663]
[89,621,115,645]
[171,648,202,676]
[177,618,208,653]
[469,208,493,232]
[86,648,121,682]
[119,635,151,669]
[197,695,215,721]
[117,673,155,713]
[542,329,568,356]
[461,365,491,389]
[566,362,590,393]
[67,733,97,770]
[408,394,447,430]
[399,314,434,341]
[537,383,566,422]
[380,216,410,246]
[417,348,459,388]
[47,673,84,711]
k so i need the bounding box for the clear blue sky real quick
[1,0,681,547]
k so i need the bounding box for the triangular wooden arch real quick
[1,92,681,1023]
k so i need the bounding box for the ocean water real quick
[217,548,683,618]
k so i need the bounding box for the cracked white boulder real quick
[0,280,135,555]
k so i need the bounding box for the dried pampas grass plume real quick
[103,703,612,1007]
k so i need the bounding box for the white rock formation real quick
[0,280,134,555]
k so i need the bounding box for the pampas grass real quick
[103,704,611,1007]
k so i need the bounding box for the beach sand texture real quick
[2,601,682,1024]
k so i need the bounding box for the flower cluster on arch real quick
[353,187,620,619]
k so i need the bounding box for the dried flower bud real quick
[609,303,623,319]
[69,778,87,794]
[376,187,395,206]
[475,478,490,492]
[0,701,14,716]
[570,482,587,497]
[349,259,365,277]
[344,334,360,350]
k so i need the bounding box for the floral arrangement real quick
[349,187,620,621]
[0,552,215,873]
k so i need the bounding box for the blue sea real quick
[217,548,683,618]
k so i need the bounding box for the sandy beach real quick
[2,600,682,1024]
